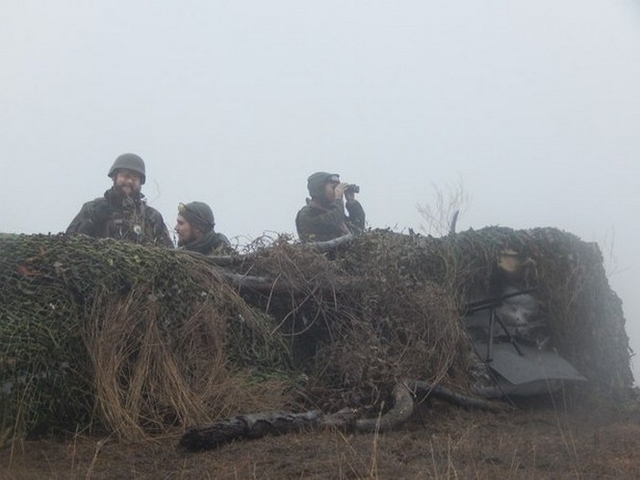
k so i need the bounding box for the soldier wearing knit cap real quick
[295,171,366,242]
[175,201,233,255]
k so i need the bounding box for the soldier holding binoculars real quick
[295,171,366,243]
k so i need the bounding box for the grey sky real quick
[2,0,639,379]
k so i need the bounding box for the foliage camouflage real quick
[0,227,633,443]
[0,234,291,443]
[337,228,633,397]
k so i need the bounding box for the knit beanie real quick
[179,201,215,233]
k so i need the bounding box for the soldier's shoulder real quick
[79,197,107,209]
[215,232,231,246]
[143,204,165,220]
[296,204,315,217]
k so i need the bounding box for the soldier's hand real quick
[344,188,356,203]
[334,182,347,201]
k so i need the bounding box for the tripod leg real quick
[494,311,524,356]
[487,309,494,362]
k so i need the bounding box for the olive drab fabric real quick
[66,187,173,248]
[296,171,366,242]
[180,201,216,232]
[180,230,234,255]
[108,153,147,184]
[176,201,233,255]
[306,171,338,199]
[295,198,365,243]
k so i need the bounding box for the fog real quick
[1,1,639,379]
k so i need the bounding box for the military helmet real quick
[108,153,146,184]
[178,201,215,233]
[307,171,340,199]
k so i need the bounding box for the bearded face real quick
[112,169,142,197]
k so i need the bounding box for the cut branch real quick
[169,234,354,267]
[178,383,413,452]
[354,382,414,433]
[177,380,497,452]
[178,410,324,451]
[304,234,354,252]
[405,379,500,411]
[220,272,357,294]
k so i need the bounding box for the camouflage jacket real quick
[66,187,173,248]
[181,230,234,256]
[295,198,365,243]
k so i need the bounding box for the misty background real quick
[1,1,638,380]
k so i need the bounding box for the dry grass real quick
[0,227,634,447]
[3,398,640,479]
[0,235,294,444]
[82,266,295,441]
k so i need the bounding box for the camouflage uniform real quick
[296,198,365,243]
[66,187,173,248]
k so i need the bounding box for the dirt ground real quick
[2,398,640,480]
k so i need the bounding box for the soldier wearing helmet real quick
[295,171,366,242]
[174,201,233,255]
[66,153,173,247]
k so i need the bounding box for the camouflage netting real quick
[0,234,291,444]
[0,227,633,443]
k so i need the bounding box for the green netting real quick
[0,227,632,444]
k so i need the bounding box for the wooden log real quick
[405,379,499,411]
[220,272,358,293]
[178,380,499,451]
[221,272,292,292]
[170,234,354,268]
[353,383,414,433]
[171,240,359,293]
[305,234,354,252]
[178,383,412,452]
[178,410,324,452]
[168,248,251,266]
[177,381,497,452]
